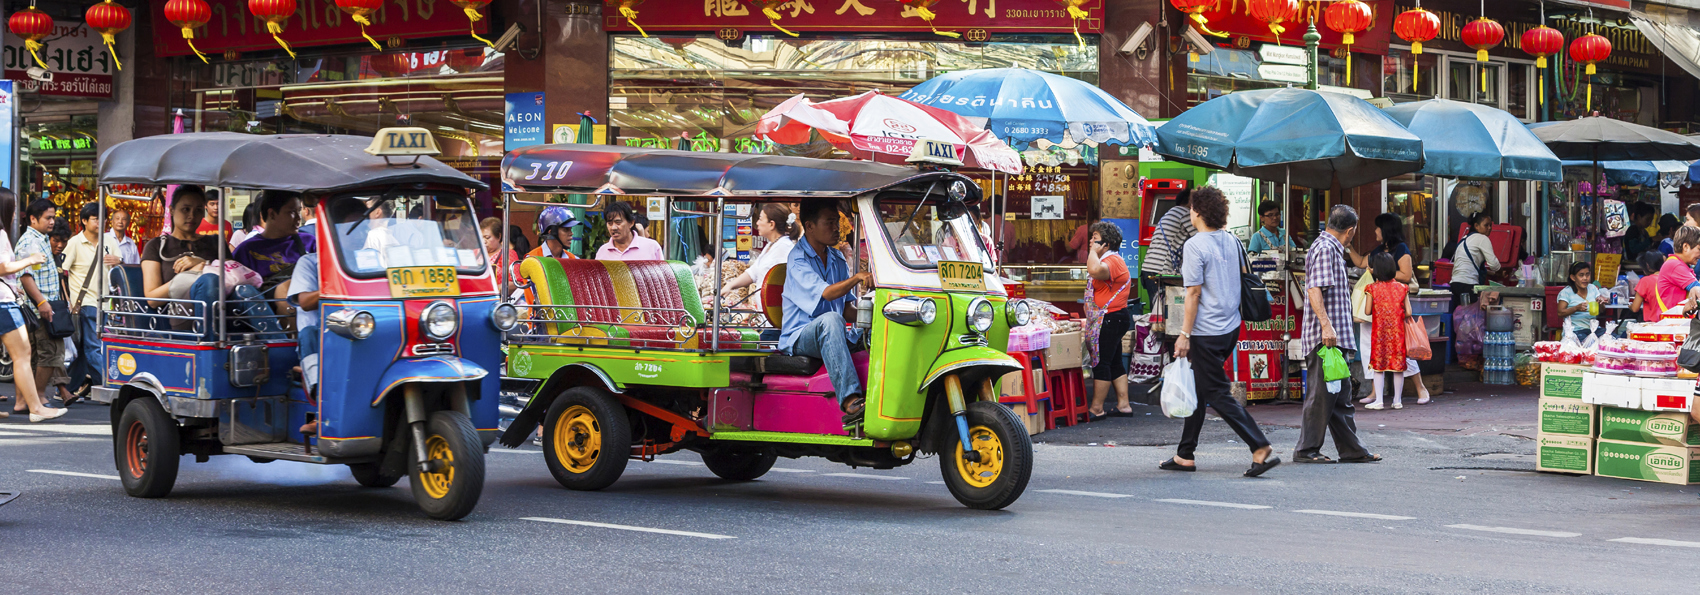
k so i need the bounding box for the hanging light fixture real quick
[1570,31,1612,113]
[1393,2,1439,89]
[1248,0,1301,46]
[1324,0,1372,83]
[1460,0,1504,91]
[1521,3,1564,107]
[248,0,298,59]
[163,0,212,63]
[7,5,54,68]
[85,1,132,71]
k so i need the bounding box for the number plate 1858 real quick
[388,266,460,298]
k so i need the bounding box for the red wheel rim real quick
[124,420,148,478]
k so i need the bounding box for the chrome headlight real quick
[421,301,459,341]
[492,302,519,331]
[882,297,937,326]
[326,309,375,340]
[966,297,995,334]
[1007,299,1032,327]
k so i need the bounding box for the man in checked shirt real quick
[1294,205,1380,465]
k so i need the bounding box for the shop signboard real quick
[1235,284,1300,400]
[3,26,114,99]
[606,0,1102,34]
[1103,218,1141,280]
[150,0,489,58]
[504,93,547,151]
[1208,172,1257,242]
[1256,64,1308,84]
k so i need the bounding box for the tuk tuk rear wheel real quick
[407,410,485,521]
[349,463,401,488]
[114,398,180,498]
[542,387,630,491]
[701,446,777,481]
[939,401,1032,510]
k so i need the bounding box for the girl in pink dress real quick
[1364,253,1414,410]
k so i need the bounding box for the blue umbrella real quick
[1382,99,1562,182]
[1559,160,1691,187]
[898,68,1157,147]
[1153,88,1423,189]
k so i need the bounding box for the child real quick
[1632,251,1665,322]
[1557,262,1605,337]
[1364,253,1413,410]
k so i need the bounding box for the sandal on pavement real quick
[29,408,67,423]
[1158,459,1196,472]
[1363,403,1384,410]
[1339,453,1383,463]
[1293,453,1336,464]
[1244,456,1282,478]
[1357,396,1376,405]
[1087,409,1109,422]
[0,410,7,419]
[1392,402,1403,410]
[1417,395,1431,405]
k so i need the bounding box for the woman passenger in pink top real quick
[1656,226,1700,314]
[595,201,665,261]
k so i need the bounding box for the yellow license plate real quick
[388,266,460,298]
[938,260,986,292]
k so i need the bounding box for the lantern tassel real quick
[1188,13,1228,38]
[265,22,297,59]
[761,8,799,37]
[1345,46,1352,85]
[23,40,45,69]
[100,32,123,71]
[180,27,209,64]
[353,15,382,50]
[464,7,494,46]
[1068,6,1088,49]
[912,7,959,38]
[619,6,647,38]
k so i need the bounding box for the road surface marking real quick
[1295,510,1416,521]
[1037,489,1134,498]
[925,481,946,485]
[647,460,704,466]
[522,517,735,539]
[5,424,111,436]
[767,468,813,473]
[1610,537,1700,548]
[27,469,120,480]
[1155,499,1271,510]
[821,473,907,481]
[489,449,541,454]
[1445,524,1580,538]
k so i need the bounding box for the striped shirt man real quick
[1143,206,1195,276]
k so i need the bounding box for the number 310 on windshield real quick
[523,160,574,181]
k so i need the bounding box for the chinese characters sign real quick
[150,0,488,58]
[3,25,114,98]
[608,0,1102,34]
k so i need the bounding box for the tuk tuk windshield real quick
[328,193,487,277]
[876,198,991,270]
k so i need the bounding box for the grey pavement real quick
[2,384,1699,594]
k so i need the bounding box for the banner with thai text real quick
[151,0,489,58]
[606,0,1101,35]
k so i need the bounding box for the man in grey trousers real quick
[1294,205,1380,464]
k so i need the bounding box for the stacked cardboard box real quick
[1594,407,1700,485]
[1008,403,1045,436]
[1046,331,1083,370]
[1536,363,1596,474]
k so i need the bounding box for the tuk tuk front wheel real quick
[349,463,401,488]
[939,401,1032,510]
[701,446,777,481]
[407,410,485,521]
[114,398,180,498]
[542,387,630,491]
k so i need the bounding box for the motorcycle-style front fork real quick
[403,383,469,474]
[943,375,995,463]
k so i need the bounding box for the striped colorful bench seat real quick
[518,258,758,350]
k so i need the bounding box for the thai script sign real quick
[606,0,1101,34]
[3,25,114,99]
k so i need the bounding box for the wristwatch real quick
[1179,331,1192,338]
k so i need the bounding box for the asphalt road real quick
[3,402,1698,594]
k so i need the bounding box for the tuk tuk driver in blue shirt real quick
[780,200,873,423]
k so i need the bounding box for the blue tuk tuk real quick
[90,129,513,520]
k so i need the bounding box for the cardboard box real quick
[1541,363,1587,400]
[1581,372,1641,408]
[1009,403,1045,436]
[998,368,1046,399]
[1594,439,1700,485]
[1163,287,1186,332]
[1047,330,1083,370]
[1597,406,1700,447]
[1538,398,1597,437]
[1640,377,1697,413]
[1536,433,1595,474]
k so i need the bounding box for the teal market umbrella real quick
[1382,99,1562,182]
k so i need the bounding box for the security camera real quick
[1119,22,1154,57]
[1183,26,1214,56]
[25,67,51,83]
[493,23,525,53]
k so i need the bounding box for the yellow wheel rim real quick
[419,434,455,500]
[553,405,602,474]
[953,425,1004,489]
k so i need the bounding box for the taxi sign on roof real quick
[907,139,964,167]
[366,127,441,157]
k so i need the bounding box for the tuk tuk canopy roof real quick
[503,144,963,197]
[97,133,487,193]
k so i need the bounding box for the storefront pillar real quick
[1099,0,1175,118]
[500,0,609,131]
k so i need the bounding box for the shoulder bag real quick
[67,245,102,342]
[1236,244,1272,322]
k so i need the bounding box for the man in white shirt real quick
[1448,212,1502,309]
[104,209,140,265]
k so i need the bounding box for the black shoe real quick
[1158,458,1196,472]
[1293,453,1336,464]
[1245,456,1282,477]
[1339,453,1383,463]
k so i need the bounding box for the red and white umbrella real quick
[756,92,1023,174]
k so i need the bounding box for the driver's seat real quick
[756,263,823,375]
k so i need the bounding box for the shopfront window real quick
[1186,45,1347,107]
[21,115,99,208]
[1448,61,1500,106]
[1382,49,1437,102]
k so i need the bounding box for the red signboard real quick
[606,0,1101,34]
[1197,0,1394,55]
[1231,282,1303,400]
[151,0,489,58]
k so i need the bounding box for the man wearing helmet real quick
[527,206,583,260]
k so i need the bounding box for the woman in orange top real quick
[1085,221,1132,419]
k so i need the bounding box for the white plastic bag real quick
[1159,358,1196,419]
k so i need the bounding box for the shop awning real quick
[1631,13,1700,82]
[1560,159,1691,186]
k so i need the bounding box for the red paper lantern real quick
[1169,0,1226,37]
[1460,18,1504,63]
[446,48,484,73]
[369,53,411,78]
[1393,7,1439,54]
[1248,0,1301,42]
[1324,0,1372,46]
[1569,33,1612,75]
[248,0,298,58]
[163,0,211,63]
[336,0,384,50]
[1521,25,1564,69]
[8,7,53,68]
[85,0,132,70]
[452,0,495,45]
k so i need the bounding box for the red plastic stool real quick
[996,351,1051,421]
[1045,367,1086,429]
